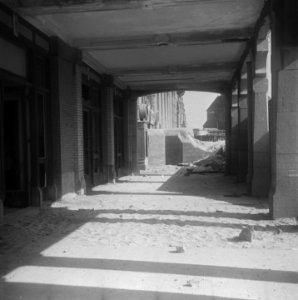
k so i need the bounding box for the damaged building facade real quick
[137,91,187,169]
[0,0,298,219]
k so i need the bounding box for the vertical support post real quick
[49,37,81,199]
[247,61,254,195]
[230,86,239,175]
[270,0,298,217]
[73,63,85,195]
[224,90,232,175]
[137,121,147,171]
[0,81,4,222]
[251,28,270,197]
[129,96,138,173]
[237,74,248,182]
[102,75,115,182]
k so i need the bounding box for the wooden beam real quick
[73,29,250,51]
[14,0,237,16]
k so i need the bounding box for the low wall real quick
[148,129,166,166]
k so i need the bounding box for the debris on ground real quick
[232,227,254,242]
[183,280,193,287]
[186,141,226,175]
[170,245,185,253]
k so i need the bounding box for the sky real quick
[183,91,219,129]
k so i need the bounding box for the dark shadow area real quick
[94,208,269,220]
[27,256,298,284]
[116,180,165,184]
[87,190,181,196]
[1,283,250,300]
[90,216,297,233]
[138,173,175,176]
[157,171,265,208]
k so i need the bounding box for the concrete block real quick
[148,129,165,166]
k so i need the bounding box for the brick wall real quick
[73,64,85,193]
[102,83,115,181]
[50,37,83,199]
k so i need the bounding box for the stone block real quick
[148,129,165,166]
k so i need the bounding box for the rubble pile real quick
[186,141,225,174]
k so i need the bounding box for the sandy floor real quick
[1,166,298,299]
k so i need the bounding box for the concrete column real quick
[251,77,270,196]
[270,0,298,217]
[237,76,248,182]
[224,91,232,175]
[137,121,147,170]
[247,61,254,195]
[50,37,82,200]
[131,97,138,173]
[73,64,85,195]
[230,87,239,175]
[123,92,130,171]
[251,22,270,197]
[126,95,138,173]
[0,83,3,222]
[102,76,115,182]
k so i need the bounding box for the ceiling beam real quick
[110,62,237,77]
[13,0,237,16]
[129,81,228,93]
[74,29,250,51]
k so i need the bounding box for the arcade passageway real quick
[1,167,298,299]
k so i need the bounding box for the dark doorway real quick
[2,87,29,207]
[82,77,103,187]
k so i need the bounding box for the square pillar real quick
[224,91,232,175]
[237,79,248,182]
[102,76,115,182]
[252,77,270,196]
[129,97,138,173]
[230,90,239,175]
[270,0,298,217]
[0,84,3,222]
[74,64,85,195]
[137,121,147,171]
[50,37,82,200]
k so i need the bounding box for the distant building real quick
[137,91,187,170]
[203,96,226,130]
[138,91,186,129]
